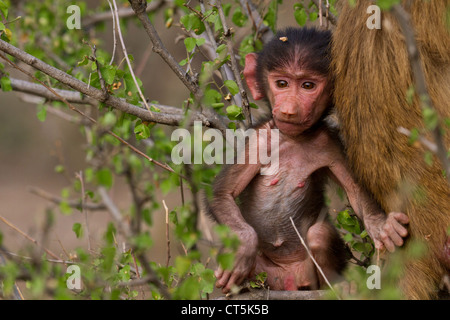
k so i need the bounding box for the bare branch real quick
[239,0,274,43]
[0,215,59,260]
[76,171,92,251]
[310,0,337,26]
[28,186,106,211]
[106,0,118,65]
[0,39,225,128]
[162,200,171,268]
[98,187,131,238]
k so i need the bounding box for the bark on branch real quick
[0,39,226,128]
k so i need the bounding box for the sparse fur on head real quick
[255,27,333,98]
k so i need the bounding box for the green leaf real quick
[202,87,222,106]
[184,37,196,52]
[309,11,318,22]
[406,85,415,104]
[59,201,72,215]
[408,128,420,144]
[211,102,224,109]
[54,164,65,173]
[179,58,188,66]
[134,122,150,140]
[199,269,215,295]
[101,247,116,272]
[352,242,372,255]
[77,55,90,66]
[263,0,278,31]
[96,168,113,189]
[0,0,8,20]
[377,0,400,11]
[424,151,433,166]
[104,222,117,245]
[422,107,439,131]
[0,76,12,92]
[217,252,234,270]
[294,7,308,26]
[224,80,239,95]
[195,37,205,47]
[72,223,83,238]
[36,104,47,122]
[102,111,117,127]
[180,13,205,35]
[131,232,153,250]
[0,22,5,31]
[232,7,247,27]
[175,256,191,277]
[101,65,116,85]
[226,104,243,120]
[175,277,200,299]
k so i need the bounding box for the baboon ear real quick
[243,53,264,100]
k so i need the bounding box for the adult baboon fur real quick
[332,0,450,299]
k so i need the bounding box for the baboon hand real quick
[375,212,409,253]
[214,228,258,293]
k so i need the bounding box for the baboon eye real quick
[302,82,315,90]
[275,80,288,88]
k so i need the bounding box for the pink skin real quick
[212,53,409,293]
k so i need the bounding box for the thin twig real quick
[162,200,171,267]
[289,217,341,300]
[239,0,274,43]
[28,186,106,211]
[319,0,323,27]
[310,0,337,26]
[107,0,117,65]
[112,0,152,114]
[76,171,91,251]
[0,215,59,260]
[98,187,131,237]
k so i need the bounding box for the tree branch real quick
[239,0,274,43]
[311,0,337,26]
[0,39,226,128]
[28,186,106,211]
